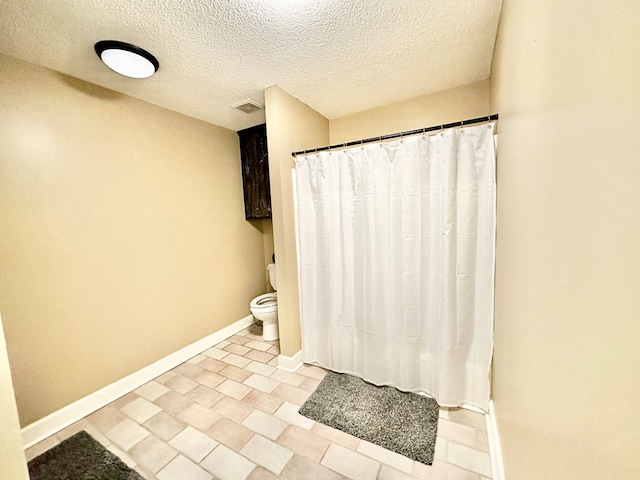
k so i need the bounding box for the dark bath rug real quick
[28,430,144,480]
[299,371,439,465]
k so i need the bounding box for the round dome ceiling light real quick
[94,40,159,79]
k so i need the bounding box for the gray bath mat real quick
[299,371,439,464]
[28,430,143,480]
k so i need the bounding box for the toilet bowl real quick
[249,263,278,341]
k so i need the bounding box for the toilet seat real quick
[250,293,277,310]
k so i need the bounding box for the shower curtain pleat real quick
[295,123,496,411]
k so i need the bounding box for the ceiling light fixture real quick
[94,40,159,79]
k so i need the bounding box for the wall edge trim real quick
[21,314,255,449]
[277,350,302,372]
[486,399,505,480]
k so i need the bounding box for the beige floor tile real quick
[221,353,252,368]
[133,466,150,479]
[111,392,140,410]
[153,391,194,415]
[155,371,177,385]
[107,444,137,468]
[242,409,288,440]
[56,419,110,447]
[201,444,256,480]
[298,377,321,393]
[168,426,218,462]
[243,389,284,414]
[143,411,187,442]
[245,350,275,364]
[434,437,447,461]
[187,354,206,364]
[240,434,294,475]
[439,408,451,420]
[296,364,328,380]
[246,466,281,480]
[271,383,311,406]
[24,435,60,462]
[357,440,413,474]
[30,330,497,480]
[207,417,254,451]
[274,401,315,430]
[219,364,253,382]
[437,419,480,450]
[104,418,150,451]
[216,378,252,400]
[128,435,178,474]
[245,340,272,352]
[243,373,280,393]
[211,396,253,422]
[266,345,280,355]
[446,441,491,477]
[447,409,487,432]
[54,419,89,441]
[241,325,264,340]
[177,403,220,431]
[87,404,128,433]
[227,334,252,345]
[310,422,360,450]
[185,385,224,408]
[269,370,306,387]
[156,454,212,480]
[224,343,251,356]
[197,357,227,373]
[121,397,163,423]
[192,370,226,389]
[412,459,481,480]
[245,360,277,377]
[475,430,490,453]
[164,374,198,395]
[173,362,204,379]
[281,454,342,480]
[135,381,171,402]
[277,425,330,462]
[321,443,380,480]
[379,464,418,480]
[202,347,229,360]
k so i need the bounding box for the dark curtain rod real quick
[291,113,499,157]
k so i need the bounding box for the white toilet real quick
[250,263,278,341]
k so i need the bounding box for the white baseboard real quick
[277,350,302,372]
[22,315,255,449]
[486,400,505,480]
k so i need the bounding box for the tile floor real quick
[25,324,493,480]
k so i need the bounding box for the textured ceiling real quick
[0,0,502,131]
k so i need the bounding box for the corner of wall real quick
[264,86,329,357]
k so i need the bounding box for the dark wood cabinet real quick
[237,123,271,219]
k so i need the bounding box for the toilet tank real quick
[267,263,276,290]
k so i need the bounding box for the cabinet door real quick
[238,124,271,219]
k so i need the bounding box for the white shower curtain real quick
[294,122,496,411]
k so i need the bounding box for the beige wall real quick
[491,1,640,478]
[0,54,265,426]
[330,80,490,144]
[264,86,330,356]
[0,316,29,479]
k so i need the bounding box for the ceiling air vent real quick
[232,98,262,113]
